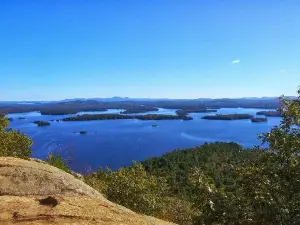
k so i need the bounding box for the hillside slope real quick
[0,157,175,225]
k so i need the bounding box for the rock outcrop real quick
[0,157,175,225]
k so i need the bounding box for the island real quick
[18,117,26,120]
[79,131,87,135]
[135,114,192,120]
[33,121,51,126]
[63,114,131,121]
[176,109,218,117]
[120,106,159,114]
[251,117,268,123]
[62,114,192,121]
[202,114,254,120]
[256,110,281,117]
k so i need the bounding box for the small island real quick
[256,110,281,117]
[202,114,254,120]
[18,117,26,120]
[135,114,192,121]
[152,124,158,127]
[33,121,51,126]
[176,109,218,117]
[63,113,192,121]
[121,107,159,114]
[74,131,88,134]
[251,117,268,123]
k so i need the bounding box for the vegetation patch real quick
[33,121,50,126]
[45,154,71,173]
[0,114,32,159]
[251,117,268,122]
[176,109,218,117]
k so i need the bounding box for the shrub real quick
[45,153,71,173]
[0,114,32,159]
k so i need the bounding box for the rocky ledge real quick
[0,157,175,225]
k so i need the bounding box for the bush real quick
[45,153,71,173]
[0,114,32,159]
[86,164,164,214]
[84,162,195,224]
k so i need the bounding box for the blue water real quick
[7,108,281,173]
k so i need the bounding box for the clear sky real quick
[0,0,299,101]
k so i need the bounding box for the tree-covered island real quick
[256,110,281,117]
[120,106,159,114]
[251,117,268,122]
[176,109,218,117]
[62,113,192,121]
[33,121,50,126]
[202,113,254,120]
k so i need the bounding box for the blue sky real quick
[0,0,299,100]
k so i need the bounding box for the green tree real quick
[0,114,32,159]
[0,114,9,130]
[191,87,300,225]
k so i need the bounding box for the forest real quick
[83,89,300,225]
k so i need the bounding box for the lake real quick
[7,108,281,173]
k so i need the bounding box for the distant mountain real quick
[0,96,296,105]
[240,97,277,100]
[59,97,173,102]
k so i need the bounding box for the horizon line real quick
[0,96,292,102]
